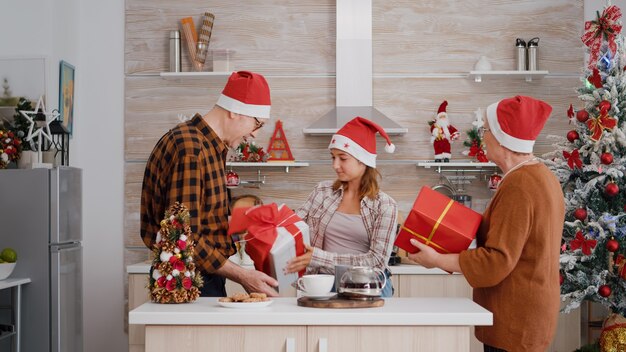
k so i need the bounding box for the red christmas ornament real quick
[600,152,614,165]
[576,110,589,122]
[599,100,612,114]
[606,239,620,252]
[574,208,588,221]
[605,182,619,197]
[599,285,612,297]
[567,130,579,142]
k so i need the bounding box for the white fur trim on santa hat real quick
[486,101,535,153]
[385,143,395,153]
[217,94,271,119]
[329,134,377,168]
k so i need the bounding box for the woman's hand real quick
[406,239,440,268]
[284,244,314,274]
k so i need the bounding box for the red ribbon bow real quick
[586,112,617,141]
[569,231,597,256]
[588,68,603,88]
[475,149,488,162]
[563,149,582,169]
[582,5,622,69]
[567,104,574,124]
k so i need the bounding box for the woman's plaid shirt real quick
[296,181,398,273]
[140,114,235,273]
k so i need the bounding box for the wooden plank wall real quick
[124,0,583,290]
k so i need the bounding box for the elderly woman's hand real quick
[406,239,441,268]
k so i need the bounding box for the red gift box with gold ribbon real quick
[394,186,481,254]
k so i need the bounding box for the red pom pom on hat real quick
[486,95,552,153]
[216,71,271,119]
[328,117,395,168]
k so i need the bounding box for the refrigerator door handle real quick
[50,242,81,252]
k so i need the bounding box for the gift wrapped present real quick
[394,186,481,254]
[228,203,310,295]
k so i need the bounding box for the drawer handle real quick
[286,337,295,352]
[318,337,328,352]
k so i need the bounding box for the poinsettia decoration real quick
[149,202,203,304]
[462,127,488,162]
[229,140,270,162]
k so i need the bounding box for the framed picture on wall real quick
[58,60,75,134]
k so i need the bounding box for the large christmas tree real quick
[545,4,626,316]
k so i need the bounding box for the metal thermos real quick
[527,37,539,71]
[516,38,527,71]
[169,30,181,72]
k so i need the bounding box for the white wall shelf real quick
[469,70,549,82]
[226,161,309,173]
[417,160,498,174]
[160,72,232,79]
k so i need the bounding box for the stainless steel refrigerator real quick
[0,167,83,352]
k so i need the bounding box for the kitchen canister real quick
[169,30,181,72]
[527,37,539,71]
[515,38,527,71]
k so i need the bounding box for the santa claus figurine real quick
[430,101,460,162]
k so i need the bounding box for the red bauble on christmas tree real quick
[573,208,588,221]
[606,239,619,252]
[566,130,580,142]
[600,152,613,165]
[605,182,619,198]
[576,110,589,122]
[599,100,612,113]
[599,285,612,298]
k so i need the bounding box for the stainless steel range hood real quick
[303,0,407,136]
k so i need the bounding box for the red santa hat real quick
[437,101,448,119]
[486,95,552,153]
[216,71,271,119]
[328,117,395,168]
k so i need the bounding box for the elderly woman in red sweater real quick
[409,96,565,352]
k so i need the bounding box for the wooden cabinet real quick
[129,273,257,352]
[307,326,470,352]
[145,325,307,352]
[141,324,473,352]
[392,272,580,352]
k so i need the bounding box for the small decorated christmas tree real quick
[544,5,626,347]
[149,202,203,303]
[462,109,488,162]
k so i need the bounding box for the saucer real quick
[302,292,336,300]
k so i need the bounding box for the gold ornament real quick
[600,313,626,352]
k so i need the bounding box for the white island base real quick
[130,297,492,352]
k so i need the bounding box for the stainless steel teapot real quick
[338,266,386,300]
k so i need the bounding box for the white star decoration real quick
[472,108,484,128]
[19,96,59,164]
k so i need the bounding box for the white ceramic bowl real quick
[0,262,16,280]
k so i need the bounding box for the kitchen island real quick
[129,296,492,352]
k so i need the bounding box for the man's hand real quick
[216,260,279,297]
[240,269,279,297]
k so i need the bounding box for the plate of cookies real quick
[217,292,273,309]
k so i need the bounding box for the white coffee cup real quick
[296,274,334,296]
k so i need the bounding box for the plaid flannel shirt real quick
[140,114,234,273]
[296,181,398,274]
